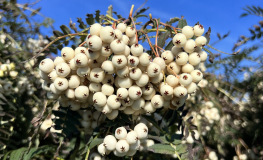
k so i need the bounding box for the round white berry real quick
[122,35,130,45]
[185,82,197,94]
[184,39,196,54]
[114,28,123,40]
[166,75,179,88]
[100,26,115,43]
[152,57,166,71]
[101,60,115,74]
[117,66,129,78]
[161,50,174,64]
[144,101,156,113]
[139,53,151,66]
[131,98,145,110]
[117,23,127,33]
[76,66,90,77]
[115,127,127,140]
[118,77,133,88]
[74,54,88,67]
[135,73,149,87]
[128,56,139,67]
[176,52,188,66]
[75,86,89,101]
[61,47,75,61]
[54,77,68,91]
[195,36,207,47]
[134,123,148,139]
[106,109,119,120]
[110,39,125,54]
[167,62,181,74]
[50,83,62,95]
[54,57,66,66]
[147,63,161,77]
[75,47,88,55]
[90,23,102,36]
[93,92,106,107]
[89,82,101,92]
[39,58,54,73]
[97,143,106,156]
[182,63,194,73]
[173,33,187,47]
[101,84,114,96]
[126,26,136,37]
[48,70,58,82]
[102,104,112,114]
[190,70,203,83]
[117,88,128,99]
[107,95,121,109]
[151,95,164,108]
[174,86,187,97]
[198,50,208,62]
[123,107,135,115]
[143,89,156,100]
[193,24,205,36]
[131,44,143,56]
[103,135,117,151]
[89,153,101,160]
[188,52,201,66]
[182,26,194,39]
[142,83,154,95]
[179,73,193,86]
[68,75,80,89]
[171,46,183,56]
[101,43,112,57]
[129,68,142,80]
[126,131,138,144]
[128,85,142,100]
[150,72,163,84]
[90,68,105,83]
[112,55,127,69]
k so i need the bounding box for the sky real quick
[18,0,263,79]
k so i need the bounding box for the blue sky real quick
[19,0,263,79]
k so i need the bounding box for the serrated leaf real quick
[77,18,87,29]
[167,17,180,25]
[53,30,63,37]
[135,7,149,17]
[148,144,175,154]
[107,5,113,17]
[86,14,95,25]
[60,25,71,35]
[95,10,100,23]
[157,31,170,48]
[178,19,187,29]
[89,138,103,149]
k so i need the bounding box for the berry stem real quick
[153,18,159,57]
[106,14,117,21]
[160,22,178,33]
[130,17,138,44]
[156,45,165,51]
[140,31,158,57]
[167,65,180,79]
[79,41,86,47]
[162,71,166,83]
[24,31,89,63]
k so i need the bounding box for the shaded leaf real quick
[89,138,103,150]
[77,18,87,29]
[157,31,170,48]
[86,14,95,25]
[148,135,170,144]
[95,10,100,23]
[106,5,113,17]
[148,144,175,154]
[134,7,149,17]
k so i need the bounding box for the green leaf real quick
[105,120,118,127]
[167,17,180,25]
[23,145,52,160]
[178,19,187,29]
[134,14,148,18]
[9,147,27,160]
[135,7,149,17]
[148,135,170,144]
[53,30,63,37]
[95,10,100,23]
[157,31,170,48]
[77,18,87,29]
[165,40,173,50]
[86,14,95,25]
[89,138,103,149]
[175,144,188,154]
[60,25,71,35]
[240,13,248,17]
[3,150,12,160]
[148,144,175,154]
[107,5,113,17]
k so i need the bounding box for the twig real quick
[79,41,86,47]
[130,17,138,44]
[134,0,148,16]
[153,18,159,56]
[139,31,158,57]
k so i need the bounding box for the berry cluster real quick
[97,123,148,157]
[38,22,208,120]
[0,63,35,96]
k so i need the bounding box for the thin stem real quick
[162,71,166,83]
[130,17,138,44]
[167,65,180,78]
[153,19,159,56]
[140,31,158,57]
[23,32,89,63]
[170,143,182,160]
[160,22,177,33]
[79,41,86,47]
[106,14,117,21]
[156,45,165,51]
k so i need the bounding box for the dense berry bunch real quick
[38,23,208,120]
[97,123,148,157]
